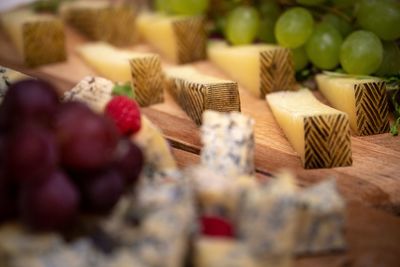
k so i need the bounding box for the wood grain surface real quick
[1,24,400,267]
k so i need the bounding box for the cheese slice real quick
[208,41,296,98]
[78,43,164,107]
[0,9,66,67]
[136,12,206,64]
[0,66,30,102]
[295,180,346,255]
[60,0,137,46]
[166,66,240,125]
[267,89,352,169]
[201,110,255,178]
[316,73,390,136]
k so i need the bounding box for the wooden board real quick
[1,26,400,215]
[1,25,400,267]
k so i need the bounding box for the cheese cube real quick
[62,76,114,113]
[201,111,255,178]
[208,41,296,98]
[316,74,390,136]
[166,66,240,125]
[78,43,164,107]
[136,13,206,64]
[0,66,30,102]
[266,89,352,169]
[60,0,137,46]
[0,9,66,67]
[238,171,297,264]
[295,180,346,255]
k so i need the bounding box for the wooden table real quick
[1,26,400,267]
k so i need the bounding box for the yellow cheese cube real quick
[136,13,206,64]
[208,41,296,98]
[78,42,164,107]
[60,0,137,46]
[316,73,390,136]
[0,9,66,67]
[166,66,240,125]
[266,89,352,169]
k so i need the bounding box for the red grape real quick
[19,170,79,230]
[81,170,124,214]
[56,102,118,171]
[0,79,59,130]
[113,139,144,186]
[5,123,58,185]
[0,172,17,222]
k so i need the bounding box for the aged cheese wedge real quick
[201,110,255,178]
[136,13,206,64]
[78,43,164,107]
[166,66,240,125]
[60,0,137,46]
[0,66,30,102]
[267,89,352,169]
[316,73,390,136]
[0,9,66,67]
[208,41,296,98]
[295,180,346,255]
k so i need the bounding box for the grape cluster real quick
[0,80,144,231]
[158,0,400,77]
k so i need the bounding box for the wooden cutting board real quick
[1,25,400,267]
[1,26,400,215]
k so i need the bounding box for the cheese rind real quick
[1,9,66,67]
[201,111,255,178]
[167,66,240,125]
[78,43,164,107]
[0,66,29,102]
[316,74,390,135]
[60,0,137,46]
[208,41,296,98]
[295,180,346,255]
[267,89,352,169]
[136,13,206,64]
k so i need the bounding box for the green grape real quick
[259,0,281,18]
[259,17,277,43]
[375,41,400,76]
[356,0,400,41]
[291,46,309,71]
[329,0,358,8]
[155,0,171,13]
[340,30,383,75]
[306,24,343,70]
[297,0,326,5]
[169,0,209,16]
[275,7,314,48]
[321,14,352,37]
[226,6,260,45]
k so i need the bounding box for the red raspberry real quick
[105,96,141,136]
[200,216,235,238]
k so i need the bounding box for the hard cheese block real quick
[295,180,346,255]
[267,89,352,169]
[201,110,255,178]
[136,13,206,64]
[62,76,114,113]
[208,41,296,98]
[166,66,240,125]
[60,0,137,46]
[0,66,30,102]
[0,9,66,67]
[316,73,390,136]
[238,171,297,267]
[78,42,164,107]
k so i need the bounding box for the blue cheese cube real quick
[201,111,255,178]
[295,180,346,255]
[0,66,29,102]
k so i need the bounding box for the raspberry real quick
[105,96,141,136]
[200,216,235,238]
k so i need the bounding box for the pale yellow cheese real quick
[267,89,352,169]
[316,74,388,135]
[208,41,295,98]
